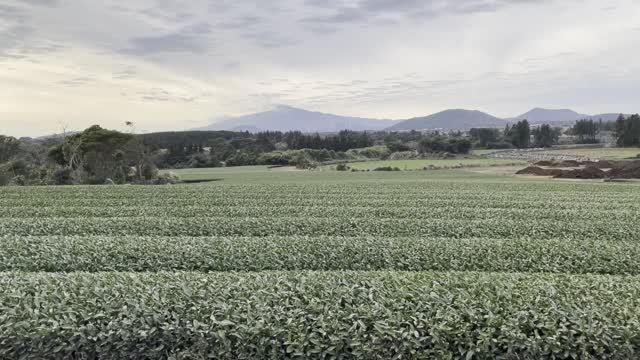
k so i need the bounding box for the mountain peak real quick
[388,109,505,131]
[193,105,395,132]
[191,106,630,133]
[440,108,479,113]
[273,104,300,112]
[514,108,588,123]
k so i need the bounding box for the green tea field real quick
[1,167,640,358]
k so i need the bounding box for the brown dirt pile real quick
[592,160,622,169]
[534,160,554,166]
[609,161,640,179]
[516,166,563,176]
[556,160,581,167]
[517,160,640,179]
[553,166,607,179]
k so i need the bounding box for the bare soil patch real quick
[516,160,640,180]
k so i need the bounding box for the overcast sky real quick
[1,0,639,136]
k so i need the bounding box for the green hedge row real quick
[2,193,638,210]
[2,236,640,275]
[1,205,637,222]
[1,217,638,240]
[3,197,638,211]
[1,271,639,359]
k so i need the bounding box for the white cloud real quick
[1,0,639,136]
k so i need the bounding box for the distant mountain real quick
[511,108,588,124]
[194,105,395,132]
[388,109,505,131]
[35,131,79,140]
[508,109,632,126]
[17,131,80,144]
[193,105,631,133]
[228,125,262,132]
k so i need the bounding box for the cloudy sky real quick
[1,0,639,136]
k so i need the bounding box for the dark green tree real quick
[509,120,530,148]
[0,135,21,163]
[469,128,499,148]
[571,119,599,144]
[616,114,640,147]
[418,136,471,154]
[49,125,137,184]
[532,124,560,148]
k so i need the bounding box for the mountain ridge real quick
[193,105,396,133]
[388,109,506,131]
[510,108,589,123]
[193,105,631,132]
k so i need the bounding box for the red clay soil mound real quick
[608,160,640,178]
[516,166,563,176]
[553,166,607,179]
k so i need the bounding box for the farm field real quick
[536,146,640,160]
[2,168,640,358]
[470,149,502,156]
[337,158,527,170]
[165,165,275,182]
[167,165,533,183]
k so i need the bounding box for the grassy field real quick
[166,165,275,181]
[2,168,640,357]
[168,165,541,184]
[340,158,527,170]
[471,149,502,156]
[536,146,640,159]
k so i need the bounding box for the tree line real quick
[469,114,640,150]
[616,114,640,147]
[2,114,639,186]
[1,127,474,184]
[565,115,639,146]
[0,125,171,186]
[470,120,559,149]
[148,129,478,169]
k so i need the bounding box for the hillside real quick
[194,105,395,132]
[511,108,588,124]
[190,106,630,133]
[388,109,505,131]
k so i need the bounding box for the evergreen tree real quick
[616,114,640,147]
[532,124,559,148]
[510,120,530,148]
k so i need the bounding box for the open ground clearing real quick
[536,147,640,160]
[335,158,527,171]
[485,146,640,162]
